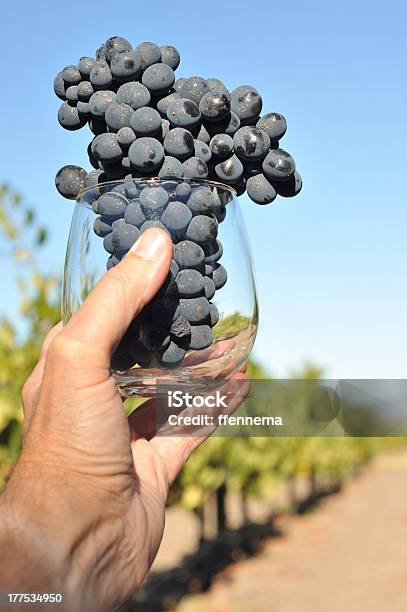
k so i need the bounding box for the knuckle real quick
[47,334,85,365]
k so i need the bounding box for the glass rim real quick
[77,176,237,201]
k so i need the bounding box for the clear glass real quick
[62,178,258,397]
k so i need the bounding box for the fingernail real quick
[130,228,168,260]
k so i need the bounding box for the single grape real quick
[164,127,194,159]
[139,185,169,217]
[142,64,175,96]
[179,297,210,323]
[78,56,96,78]
[262,148,296,181]
[161,118,170,139]
[246,173,277,205]
[94,192,128,220]
[117,126,136,149]
[95,44,107,62]
[209,303,219,326]
[173,77,186,93]
[66,85,79,103]
[186,215,217,245]
[230,85,262,124]
[77,81,94,101]
[206,78,230,98]
[130,107,161,136]
[224,111,241,136]
[55,165,87,199]
[170,315,191,340]
[116,82,151,109]
[156,92,181,117]
[105,102,134,132]
[124,199,145,227]
[160,45,180,70]
[93,216,112,237]
[91,133,122,162]
[199,90,230,122]
[158,156,184,179]
[196,124,211,144]
[128,137,164,173]
[174,240,205,270]
[256,112,287,140]
[160,341,186,368]
[89,90,116,118]
[212,264,227,289]
[107,255,120,270]
[167,98,201,128]
[210,133,233,158]
[204,239,223,263]
[194,140,212,163]
[54,72,66,100]
[203,276,216,300]
[180,77,209,104]
[186,186,213,215]
[90,61,113,90]
[58,102,85,130]
[273,170,302,197]
[61,65,81,85]
[103,233,114,254]
[183,157,208,179]
[161,201,192,236]
[111,222,140,257]
[175,182,192,202]
[233,126,270,161]
[104,36,133,62]
[136,42,162,70]
[110,49,142,82]
[214,155,243,183]
[176,269,204,297]
[112,184,128,196]
[189,325,213,350]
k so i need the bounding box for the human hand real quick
[0,228,249,612]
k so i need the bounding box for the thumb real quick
[59,228,173,366]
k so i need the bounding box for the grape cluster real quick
[91,178,227,369]
[54,36,302,205]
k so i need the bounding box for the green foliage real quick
[0,184,60,488]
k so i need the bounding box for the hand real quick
[0,228,249,612]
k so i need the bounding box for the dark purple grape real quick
[189,325,213,350]
[116,82,151,110]
[167,98,201,128]
[94,192,127,220]
[180,77,209,104]
[89,90,116,118]
[55,165,86,199]
[78,56,96,78]
[164,127,194,160]
[90,61,113,90]
[136,42,162,70]
[161,341,185,368]
[187,186,214,215]
[199,90,230,122]
[174,240,205,270]
[128,137,164,173]
[230,85,262,124]
[104,36,133,62]
[170,315,191,340]
[203,276,216,300]
[174,77,186,93]
[212,264,227,289]
[233,126,270,161]
[182,157,208,179]
[111,223,140,257]
[210,133,233,159]
[77,81,94,101]
[58,102,86,130]
[179,297,210,323]
[186,215,218,245]
[61,65,81,86]
[93,216,112,237]
[157,92,181,117]
[160,45,180,70]
[214,155,243,183]
[105,102,134,132]
[194,140,212,163]
[66,85,78,103]
[246,174,277,204]
[204,239,223,263]
[117,126,136,149]
[196,124,211,144]
[139,185,169,217]
[130,107,162,136]
[110,49,141,82]
[54,72,66,100]
[273,171,302,197]
[158,156,184,179]
[142,63,175,95]
[262,148,296,181]
[124,199,146,227]
[256,112,287,140]
[176,269,204,297]
[91,133,122,162]
[209,303,219,326]
[175,182,192,202]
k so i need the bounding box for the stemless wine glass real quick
[62,178,258,397]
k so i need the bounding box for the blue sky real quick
[1,0,406,377]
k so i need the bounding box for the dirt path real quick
[176,452,407,612]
